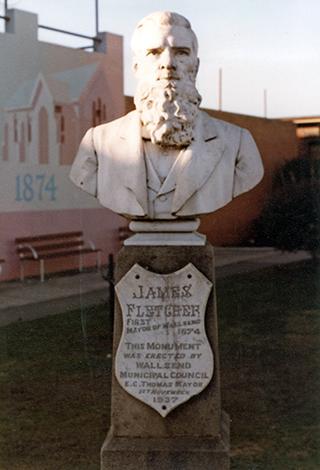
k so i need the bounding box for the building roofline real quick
[281,116,320,123]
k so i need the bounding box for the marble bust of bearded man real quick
[70,11,264,220]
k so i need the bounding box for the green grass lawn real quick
[218,260,320,469]
[0,260,319,469]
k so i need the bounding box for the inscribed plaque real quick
[115,263,214,417]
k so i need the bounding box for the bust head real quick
[131,11,199,80]
[131,12,202,148]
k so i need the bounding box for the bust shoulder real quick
[200,110,243,135]
[92,111,139,138]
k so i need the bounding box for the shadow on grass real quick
[0,304,113,470]
[0,260,319,469]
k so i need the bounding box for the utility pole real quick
[95,0,99,36]
[218,68,223,111]
[93,0,100,51]
[264,89,268,118]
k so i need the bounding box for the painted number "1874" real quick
[15,174,58,202]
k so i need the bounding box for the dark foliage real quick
[253,158,320,259]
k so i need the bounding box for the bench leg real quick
[20,261,25,282]
[40,259,45,282]
[97,252,102,272]
[79,253,83,272]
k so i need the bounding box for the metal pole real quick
[79,45,95,50]
[95,0,99,35]
[4,0,8,14]
[38,24,101,42]
[218,68,222,111]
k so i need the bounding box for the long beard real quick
[134,79,202,148]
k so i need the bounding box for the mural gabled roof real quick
[4,62,100,110]
[45,77,69,103]
[4,78,37,110]
[51,62,99,101]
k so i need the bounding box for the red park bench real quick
[15,231,102,282]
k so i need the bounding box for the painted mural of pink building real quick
[0,9,126,280]
[3,62,114,167]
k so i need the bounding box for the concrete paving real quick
[0,271,107,326]
[0,247,309,327]
[213,247,309,277]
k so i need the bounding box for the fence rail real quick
[38,24,101,44]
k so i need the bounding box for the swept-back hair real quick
[131,11,198,55]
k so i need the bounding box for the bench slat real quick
[21,247,101,261]
[15,231,83,244]
[17,240,85,255]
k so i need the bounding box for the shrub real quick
[253,158,320,261]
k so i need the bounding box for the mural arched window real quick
[92,97,106,127]
[60,115,65,144]
[54,105,65,143]
[19,122,26,162]
[13,115,18,142]
[38,107,49,164]
[97,98,102,115]
[3,123,9,161]
[27,115,32,143]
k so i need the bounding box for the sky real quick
[1,0,319,118]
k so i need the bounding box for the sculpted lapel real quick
[116,112,149,214]
[157,149,183,196]
[106,111,226,217]
[172,112,225,214]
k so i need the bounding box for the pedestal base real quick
[125,219,206,246]
[124,230,206,246]
[101,411,230,470]
[101,244,231,469]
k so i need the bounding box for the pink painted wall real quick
[0,208,126,280]
[0,10,127,281]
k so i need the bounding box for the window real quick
[27,115,32,142]
[92,98,106,126]
[60,115,65,143]
[13,115,18,142]
[38,107,49,164]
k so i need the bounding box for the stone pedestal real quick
[101,244,230,470]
